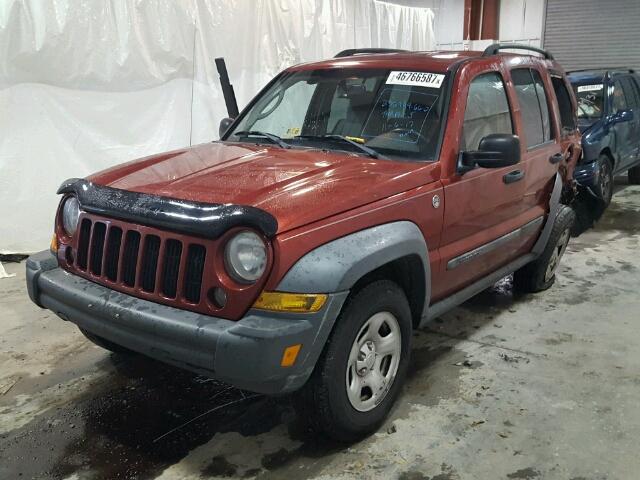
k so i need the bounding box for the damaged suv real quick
[27,44,581,440]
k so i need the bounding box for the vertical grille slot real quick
[140,235,161,292]
[121,231,141,287]
[89,222,107,275]
[161,239,182,298]
[183,244,206,303]
[76,219,92,270]
[104,227,123,281]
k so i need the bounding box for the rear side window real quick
[630,76,640,106]
[612,80,629,112]
[512,68,554,148]
[620,77,640,109]
[461,72,513,151]
[551,76,576,133]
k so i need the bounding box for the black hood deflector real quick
[57,178,278,239]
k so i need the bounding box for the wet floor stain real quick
[506,467,541,479]
[1,335,472,479]
[0,356,285,479]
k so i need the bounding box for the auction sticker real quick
[386,71,445,88]
[577,84,603,92]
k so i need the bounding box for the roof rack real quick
[334,48,408,58]
[569,67,635,74]
[482,43,554,60]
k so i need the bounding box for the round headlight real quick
[224,231,267,283]
[61,196,80,235]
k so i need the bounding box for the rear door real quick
[508,67,564,227]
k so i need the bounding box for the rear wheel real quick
[596,155,614,205]
[514,205,575,293]
[294,280,412,441]
[628,165,640,185]
[79,328,136,355]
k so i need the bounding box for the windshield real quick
[572,82,605,119]
[226,68,448,161]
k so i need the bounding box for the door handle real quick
[549,153,564,164]
[503,170,524,184]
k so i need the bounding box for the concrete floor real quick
[1,180,639,480]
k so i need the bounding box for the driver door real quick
[436,69,528,299]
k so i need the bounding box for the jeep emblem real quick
[432,194,440,208]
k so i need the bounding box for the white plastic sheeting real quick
[0,0,435,253]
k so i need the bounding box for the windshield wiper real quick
[233,130,290,149]
[295,134,382,159]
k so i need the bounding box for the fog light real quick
[253,292,327,313]
[281,344,302,367]
[208,287,227,309]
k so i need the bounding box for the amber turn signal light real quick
[50,234,58,254]
[281,344,302,367]
[252,291,327,313]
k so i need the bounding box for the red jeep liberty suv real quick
[27,44,581,440]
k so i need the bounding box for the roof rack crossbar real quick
[482,43,554,60]
[334,48,408,58]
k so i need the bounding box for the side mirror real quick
[458,134,521,174]
[612,109,634,124]
[219,117,235,138]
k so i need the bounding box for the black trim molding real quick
[447,216,544,270]
[57,178,278,239]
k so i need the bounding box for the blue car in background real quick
[569,69,640,206]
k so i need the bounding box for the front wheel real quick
[596,155,614,206]
[294,280,412,441]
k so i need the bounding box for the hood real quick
[578,117,601,134]
[88,142,439,234]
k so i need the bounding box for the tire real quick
[294,280,412,442]
[79,328,136,355]
[629,165,640,185]
[514,205,576,293]
[595,155,614,206]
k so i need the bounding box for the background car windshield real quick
[572,83,604,119]
[227,68,447,161]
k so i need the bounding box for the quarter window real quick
[461,72,513,151]
[512,68,554,148]
[620,77,639,109]
[551,76,576,134]
[611,80,628,112]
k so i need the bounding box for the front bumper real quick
[26,250,347,394]
[573,159,600,190]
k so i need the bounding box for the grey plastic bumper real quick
[26,250,348,395]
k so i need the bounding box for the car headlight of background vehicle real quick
[224,231,267,283]
[61,196,80,236]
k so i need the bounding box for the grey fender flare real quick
[532,172,563,256]
[277,221,431,318]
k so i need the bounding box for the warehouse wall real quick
[434,0,545,51]
[0,0,435,253]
